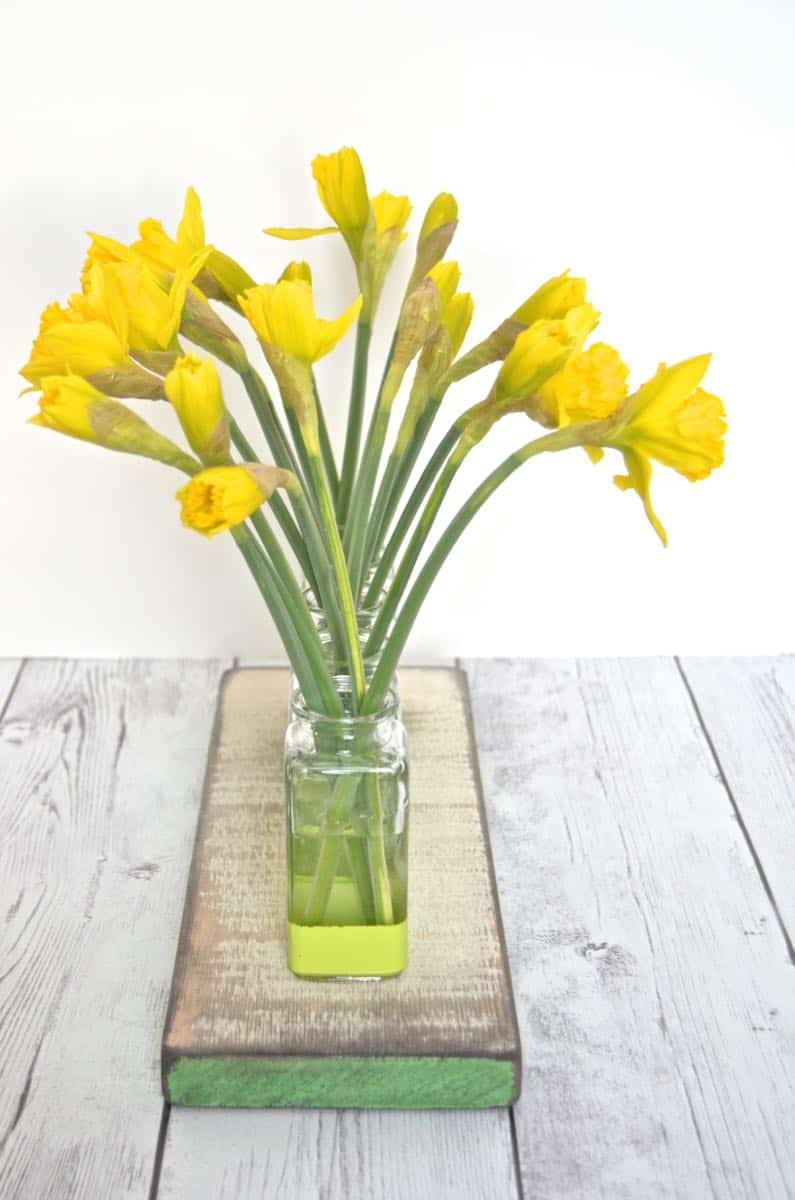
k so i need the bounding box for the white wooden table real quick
[1,657,793,1199]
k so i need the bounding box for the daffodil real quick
[512,271,588,326]
[496,304,599,403]
[265,147,411,318]
[530,342,629,428]
[266,147,371,256]
[21,314,131,386]
[176,463,297,537]
[445,270,591,386]
[89,187,255,309]
[595,355,725,545]
[29,375,198,472]
[164,354,229,465]
[408,193,459,291]
[239,279,362,363]
[104,257,205,353]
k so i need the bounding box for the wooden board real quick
[465,657,795,1199]
[679,655,795,949]
[0,659,229,1200]
[161,667,521,1110]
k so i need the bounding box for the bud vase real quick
[284,681,409,980]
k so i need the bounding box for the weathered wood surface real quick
[464,657,795,1200]
[679,656,795,949]
[2,656,795,1199]
[0,659,229,1200]
[162,667,520,1109]
[159,1107,520,1200]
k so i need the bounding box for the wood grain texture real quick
[680,656,795,949]
[0,660,23,713]
[464,657,795,1200]
[0,659,228,1200]
[159,1107,520,1200]
[162,667,520,1108]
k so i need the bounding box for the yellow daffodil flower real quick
[164,354,229,465]
[239,279,362,363]
[445,270,591,386]
[176,463,296,537]
[265,147,411,318]
[29,375,198,471]
[104,256,207,353]
[600,355,725,545]
[512,270,588,325]
[533,342,629,428]
[266,147,370,257]
[132,186,206,273]
[21,317,130,386]
[496,304,599,402]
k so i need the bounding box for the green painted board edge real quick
[166,1054,519,1110]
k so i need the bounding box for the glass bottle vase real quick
[284,682,409,980]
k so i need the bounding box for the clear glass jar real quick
[284,682,409,980]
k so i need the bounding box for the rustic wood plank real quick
[159,1107,519,1200]
[0,659,228,1200]
[679,656,795,950]
[0,660,23,715]
[464,656,795,1200]
[162,666,520,1108]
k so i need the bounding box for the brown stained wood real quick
[162,667,521,1108]
[465,657,795,1199]
[0,659,229,1200]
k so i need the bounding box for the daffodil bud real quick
[180,288,248,371]
[279,260,313,284]
[392,278,442,369]
[444,271,590,387]
[176,463,298,537]
[86,364,166,401]
[408,193,458,291]
[496,304,599,403]
[164,354,230,465]
[30,375,198,473]
[360,191,412,318]
[200,249,257,308]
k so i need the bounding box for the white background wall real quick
[1,0,792,660]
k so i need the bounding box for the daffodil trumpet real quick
[21,146,725,936]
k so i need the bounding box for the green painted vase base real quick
[288,919,408,979]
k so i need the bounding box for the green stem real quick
[344,353,404,601]
[247,509,341,716]
[238,364,306,487]
[232,526,341,716]
[337,320,371,527]
[305,452,367,705]
[363,425,583,714]
[360,395,441,585]
[363,419,460,608]
[313,373,339,509]
[229,417,318,599]
[364,448,466,657]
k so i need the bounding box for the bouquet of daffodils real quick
[22,147,725,718]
